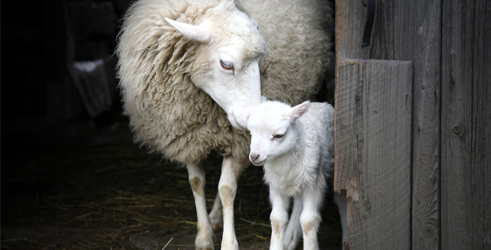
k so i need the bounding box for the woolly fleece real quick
[117,0,333,165]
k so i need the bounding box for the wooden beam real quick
[441,0,491,249]
[334,59,412,250]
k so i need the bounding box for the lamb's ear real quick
[252,19,259,29]
[261,96,268,103]
[165,18,210,42]
[289,101,311,123]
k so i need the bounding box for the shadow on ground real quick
[2,113,342,250]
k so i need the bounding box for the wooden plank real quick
[335,0,369,60]
[335,1,442,248]
[334,59,412,250]
[441,0,491,249]
[407,1,442,249]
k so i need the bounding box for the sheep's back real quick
[238,0,334,105]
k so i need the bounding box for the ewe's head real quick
[165,0,267,129]
[247,100,311,166]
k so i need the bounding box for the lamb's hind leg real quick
[218,156,247,250]
[284,196,303,250]
[334,191,348,250]
[187,163,214,250]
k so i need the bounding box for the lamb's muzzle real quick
[249,152,265,166]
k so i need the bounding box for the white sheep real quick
[247,100,346,250]
[116,0,334,249]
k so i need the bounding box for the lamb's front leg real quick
[187,163,214,250]
[218,156,246,250]
[300,186,323,250]
[269,188,290,250]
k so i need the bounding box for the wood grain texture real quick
[334,59,412,250]
[407,1,442,249]
[441,0,491,249]
[335,0,442,248]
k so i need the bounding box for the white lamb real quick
[247,100,346,250]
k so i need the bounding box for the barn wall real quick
[335,0,490,249]
[335,59,412,250]
[441,0,491,249]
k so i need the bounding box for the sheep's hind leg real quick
[187,163,214,250]
[218,156,246,250]
[209,193,223,231]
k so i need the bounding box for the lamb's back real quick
[299,102,335,176]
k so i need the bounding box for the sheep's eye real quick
[220,60,234,71]
[273,134,284,139]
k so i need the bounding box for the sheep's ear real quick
[165,18,210,42]
[289,101,311,123]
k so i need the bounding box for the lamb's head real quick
[247,100,311,166]
[165,1,266,129]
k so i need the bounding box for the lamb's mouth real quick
[252,159,266,166]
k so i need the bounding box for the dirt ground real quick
[2,112,342,250]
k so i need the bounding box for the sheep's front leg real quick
[284,196,302,250]
[218,156,246,250]
[300,186,323,250]
[187,163,214,250]
[269,187,290,250]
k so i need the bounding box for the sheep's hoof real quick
[195,244,213,250]
[209,207,223,231]
[195,230,214,250]
[212,223,222,231]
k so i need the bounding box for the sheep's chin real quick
[228,111,246,130]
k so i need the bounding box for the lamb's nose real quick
[250,153,260,164]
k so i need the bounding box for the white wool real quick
[248,101,334,196]
[117,0,334,249]
[247,100,341,250]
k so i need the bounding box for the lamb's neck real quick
[264,133,307,196]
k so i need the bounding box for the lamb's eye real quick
[273,134,284,139]
[220,60,234,71]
